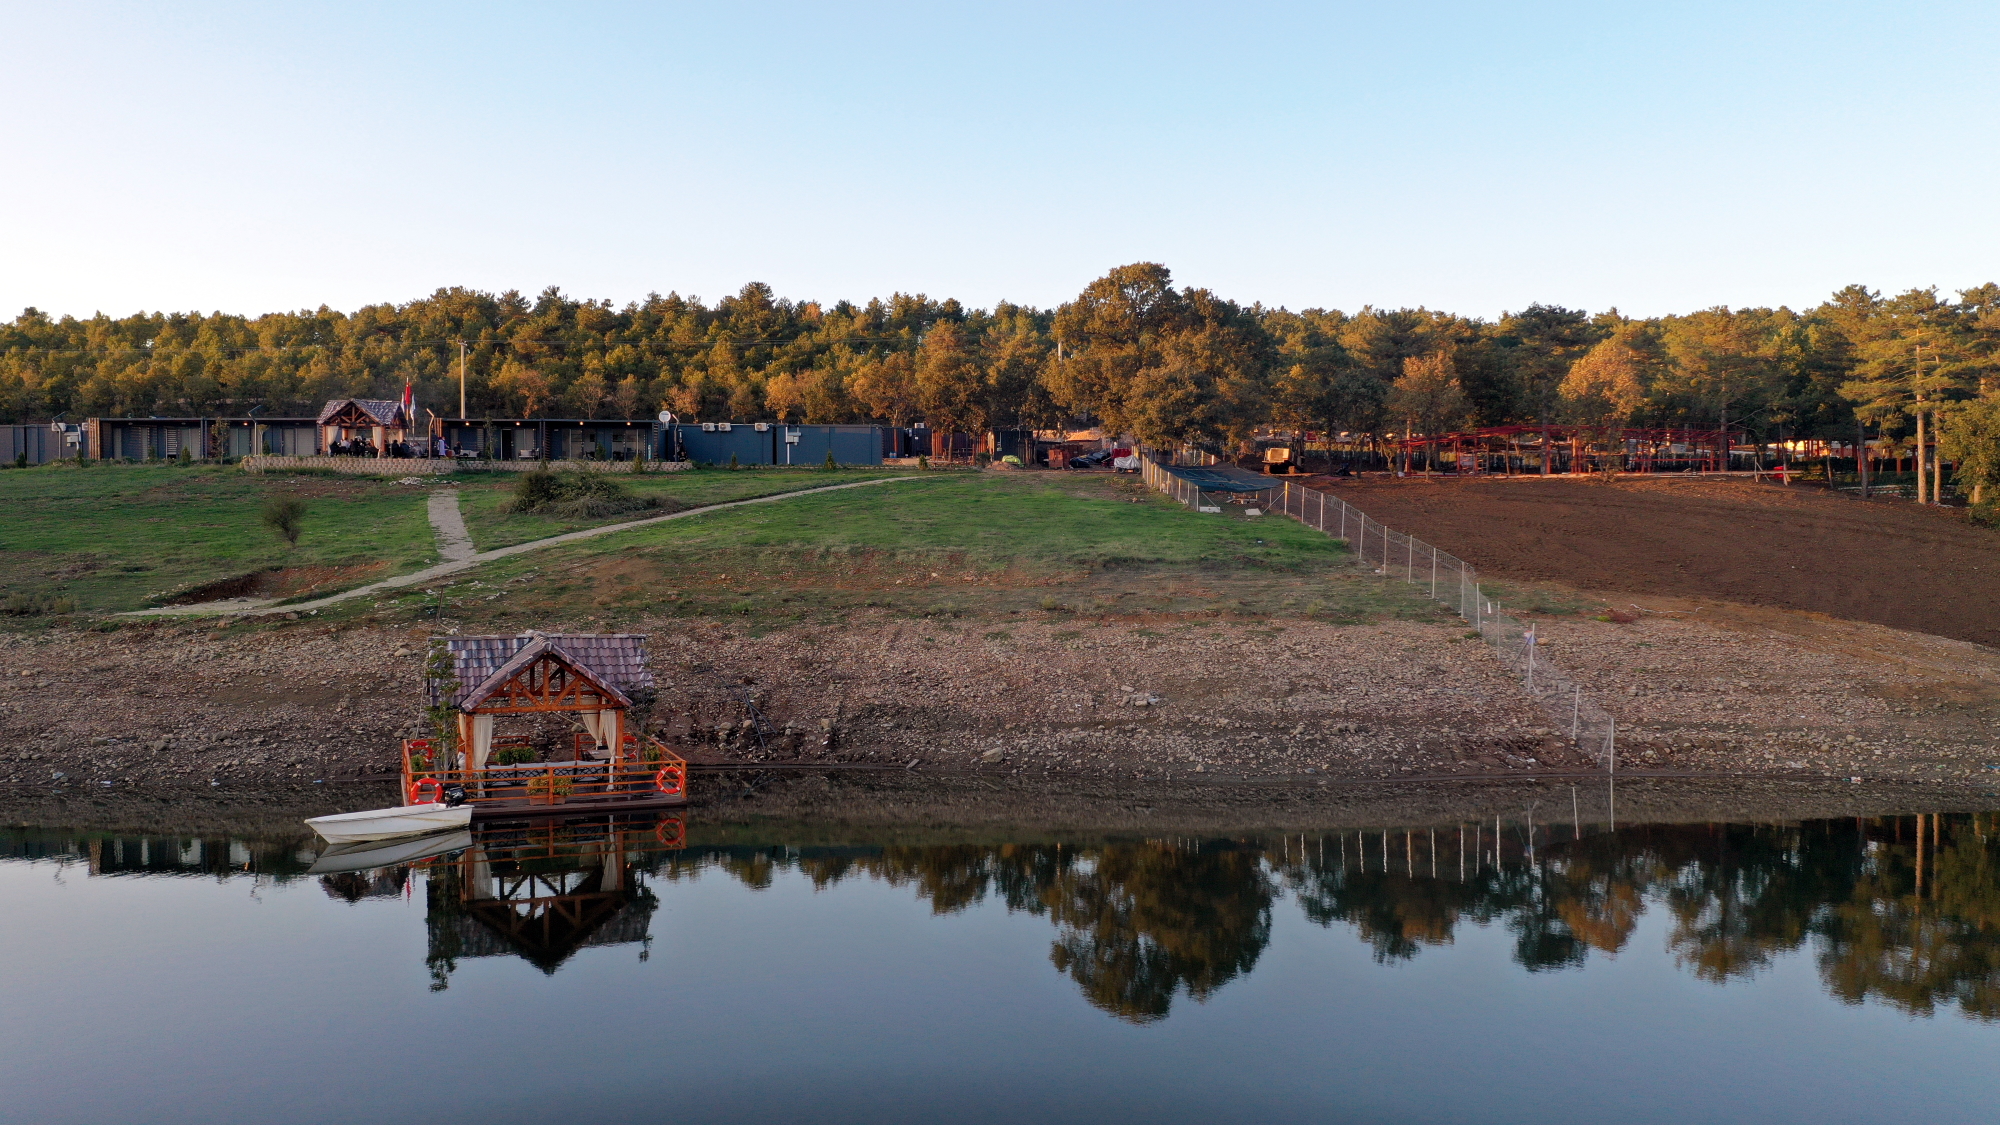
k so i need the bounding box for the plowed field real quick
[1309,475,2000,646]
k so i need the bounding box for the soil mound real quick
[164,562,388,605]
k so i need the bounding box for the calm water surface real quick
[5,805,1999,1124]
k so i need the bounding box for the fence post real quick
[1430,545,1437,598]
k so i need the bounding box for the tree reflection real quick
[1819,817,2000,1019]
[669,840,1270,1021]
[652,813,2000,1024]
[1041,844,1272,1023]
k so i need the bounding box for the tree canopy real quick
[6,267,1998,456]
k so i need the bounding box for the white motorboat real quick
[305,802,472,844]
[307,829,473,874]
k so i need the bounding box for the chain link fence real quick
[1140,457,1619,766]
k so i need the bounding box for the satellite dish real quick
[657,410,673,424]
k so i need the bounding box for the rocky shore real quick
[3,595,1997,801]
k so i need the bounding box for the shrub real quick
[824,450,837,471]
[528,774,575,800]
[0,593,76,617]
[728,452,740,470]
[176,447,192,465]
[494,745,537,766]
[508,468,673,518]
[12,452,25,469]
[261,496,308,546]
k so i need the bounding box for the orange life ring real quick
[409,777,444,805]
[654,766,684,796]
[654,818,685,847]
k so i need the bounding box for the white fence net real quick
[1140,457,1618,765]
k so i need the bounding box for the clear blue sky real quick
[6,1,1997,321]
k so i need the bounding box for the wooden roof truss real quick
[471,652,630,715]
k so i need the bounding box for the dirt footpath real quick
[1314,475,2000,646]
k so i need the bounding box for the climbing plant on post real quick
[422,642,460,772]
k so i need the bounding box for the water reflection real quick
[8,811,2000,1024]
[422,816,685,989]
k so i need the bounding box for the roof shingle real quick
[434,632,653,710]
[317,398,408,426]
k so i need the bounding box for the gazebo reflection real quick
[313,814,683,989]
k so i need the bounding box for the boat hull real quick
[306,803,473,843]
[307,829,473,874]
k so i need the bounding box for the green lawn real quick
[0,463,437,614]
[1,463,1451,632]
[453,467,912,549]
[359,472,1447,629]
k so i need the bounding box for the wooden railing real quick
[400,735,687,808]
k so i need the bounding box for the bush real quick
[0,593,76,617]
[508,468,674,518]
[494,745,537,765]
[12,452,25,469]
[261,496,308,546]
[728,452,740,470]
[824,450,837,470]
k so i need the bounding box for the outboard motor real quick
[441,784,469,808]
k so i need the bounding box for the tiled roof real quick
[317,398,407,425]
[436,632,653,710]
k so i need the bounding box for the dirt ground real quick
[4,597,1999,801]
[1312,475,2000,647]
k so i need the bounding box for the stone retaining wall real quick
[240,455,691,475]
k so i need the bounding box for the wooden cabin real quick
[403,632,686,815]
[318,398,411,454]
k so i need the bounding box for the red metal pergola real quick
[1388,423,1749,475]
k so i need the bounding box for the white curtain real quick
[469,714,494,771]
[579,711,611,759]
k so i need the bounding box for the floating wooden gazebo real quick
[401,632,686,816]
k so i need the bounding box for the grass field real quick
[0,463,437,615]
[357,473,1447,630]
[455,467,909,549]
[2,463,1452,633]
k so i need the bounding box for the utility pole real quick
[1914,344,1928,505]
[458,340,468,421]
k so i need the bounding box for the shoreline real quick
[4,771,1994,843]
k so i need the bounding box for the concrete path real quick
[126,475,916,618]
[428,489,476,562]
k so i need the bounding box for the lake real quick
[5,794,1998,1124]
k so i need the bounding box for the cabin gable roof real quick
[438,632,652,712]
[317,398,407,426]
